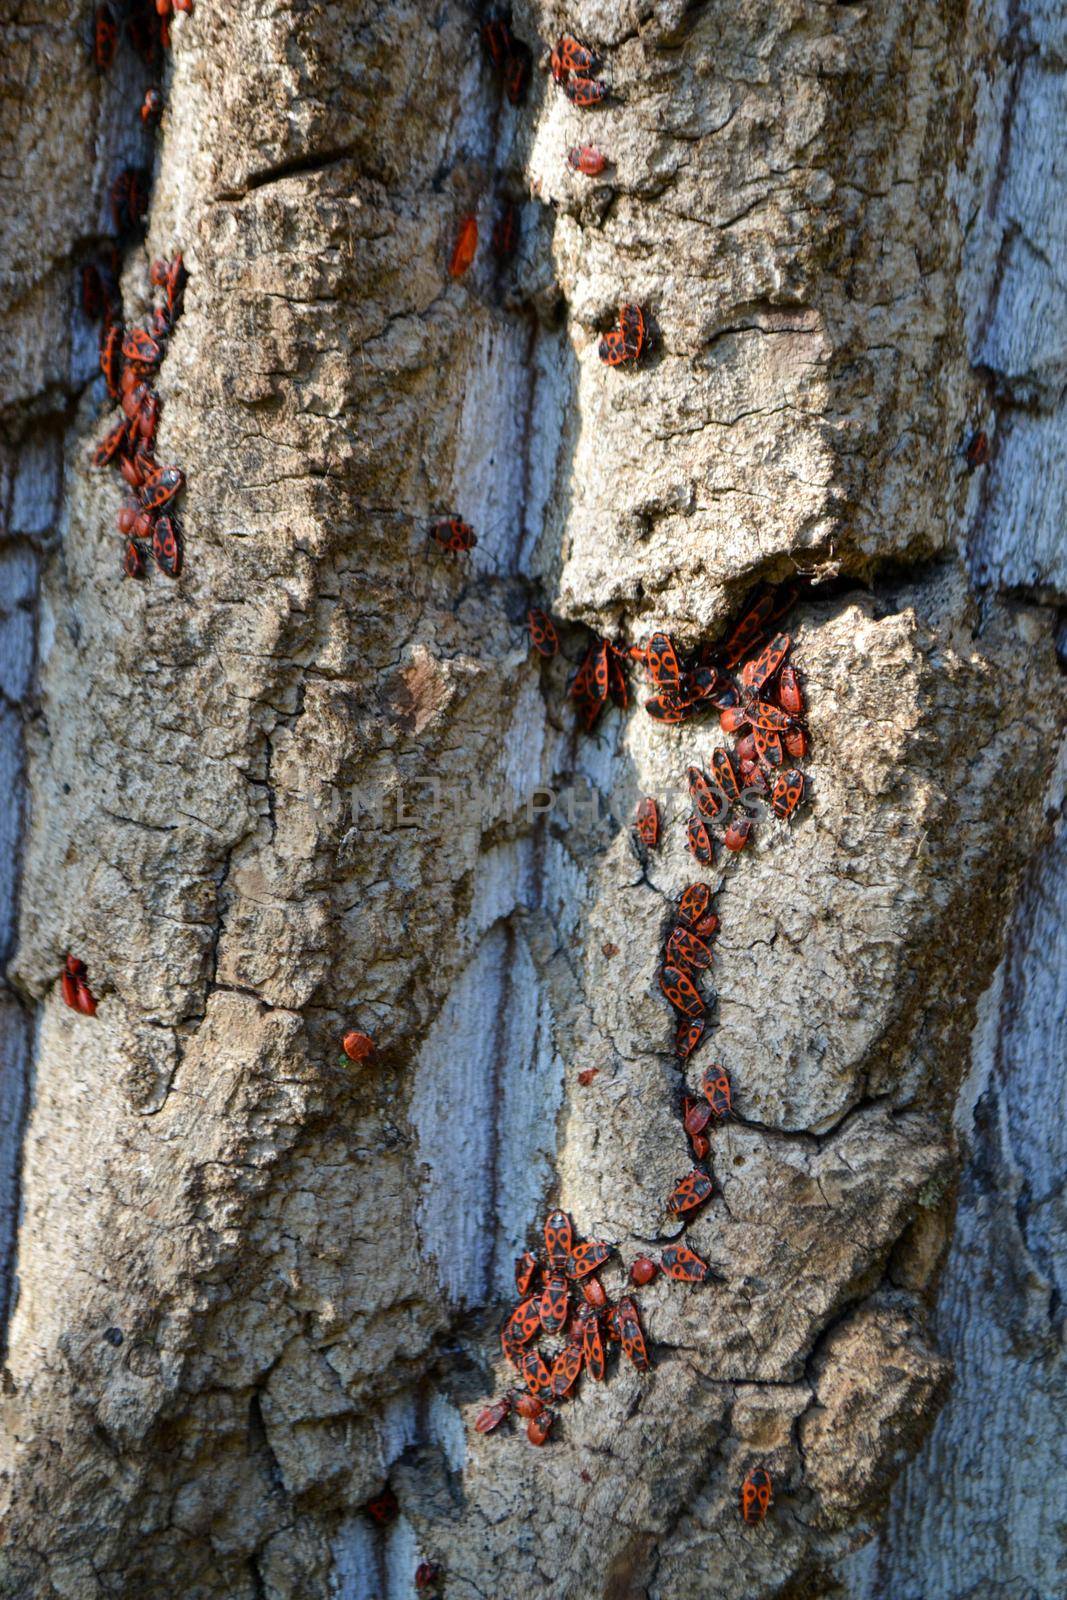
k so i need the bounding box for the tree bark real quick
[0,1,1063,1598]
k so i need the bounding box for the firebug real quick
[503,1296,541,1347]
[770,768,805,819]
[751,725,783,768]
[578,1303,605,1380]
[598,328,628,366]
[552,33,598,80]
[702,1064,732,1119]
[660,963,705,1018]
[492,202,519,259]
[567,1241,611,1280]
[549,1343,583,1399]
[676,882,713,930]
[481,14,513,70]
[365,1488,399,1525]
[687,766,724,820]
[683,1097,713,1138]
[744,633,791,695]
[341,1031,376,1064]
[515,1250,538,1296]
[723,816,753,852]
[122,327,162,369]
[686,814,715,865]
[92,419,128,468]
[606,642,628,708]
[544,1209,573,1267]
[448,214,478,278]
[138,465,184,511]
[123,540,147,579]
[564,76,607,107]
[582,1276,608,1309]
[616,1296,649,1371]
[526,1407,555,1445]
[152,514,181,577]
[777,664,804,717]
[667,1167,714,1214]
[527,607,559,657]
[619,303,646,361]
[675,1016,706,1059]
[519,1349,551,1395]
[665,925,713,972]
[964,429,990,471]
[100,324,123,401]
[567,145,607,176]
[93,4,118,69]
[430,516,476,554]
[661,1243,709,1283]
[474,1396,512,1433]
[503,42,531,104]
[634,796,660,848]
[646,632,681,687]
[711,747,741,803]
[717,593,776,667]
[741,1466,773,1523]
[644,690,688,723]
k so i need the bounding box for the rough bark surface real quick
[840,0,1067,1592]
[0,2,1063,1599]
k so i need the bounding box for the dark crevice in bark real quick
[0,1008,33,1364]
[248,1388,287,1497]
[246,1554,267,1600]
[0,422,63,1359]
[216,144,362,202]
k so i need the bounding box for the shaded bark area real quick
[0,2,1063,1599]
[842,824,1067,1600]
[840,0,1067,1591]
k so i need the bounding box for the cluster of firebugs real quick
[61,6,788,1581]
[431,13,798,1561]
[58,6,192,1000]
[468,593,803,1536]
[85,0,191,576]
[91,0,191,122]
